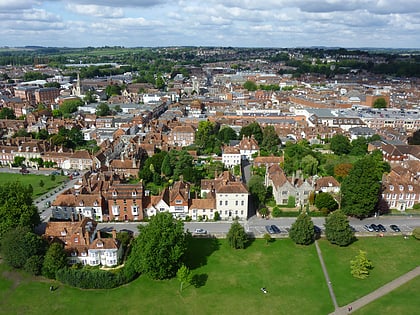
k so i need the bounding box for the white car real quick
[364,224,374,232]
[194,228,207,234]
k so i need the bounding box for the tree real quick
[96,103,111,116]
[39,179,45,187]
[177,264,192,292]
[240,122,263,144]
[408,129,420,145]
[83,90,96,104]
[129,212,187,280]
[315,192,338,213]
[60,99,83,115]
[195,120,218,152]
[341,155,382,218]
[44,82,61,88]
[247,175,267,206]
[42,243,68,279]
[324,210,355,246]
[258,207,269,218]
[218,126,237,144]
[289,212,314,245]
[350,250,373,279]
[412,227,420,240]
[350,137,368,156]
[0,107,16,119]
[0,181,40,238]
[301,155,319,176]
[105,84,122,98]
[226,221,248,249]
[261,125,280,153]
[330,134,351,155]
[263,233,272,245]
[1,227,46,269]
[373,97,387,108]
[243,80,258,91]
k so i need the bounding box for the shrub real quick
[413,227,420,240]
[271,206,282,217]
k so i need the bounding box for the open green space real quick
[0,172,67,198]
[0,237,419,315]
[354,276,420,314]
[318,236,420,306]
[0,239,332,315]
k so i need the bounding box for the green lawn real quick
[318,237,420,306]
[0,237,419,315]
[0,239,333,315]
[354,276,420,314]
[0,172,67,198]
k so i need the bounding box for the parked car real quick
[377,224,386,232]
[364,225,374,232]
[390,224,401,232]
[314,225,322,234]
[370,224,380,232]
[265,225,275,234]
[194,228,207,234]
[271,225,281,234]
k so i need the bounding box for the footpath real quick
[329,266,420,314]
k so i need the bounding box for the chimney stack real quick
[112,229,117,239]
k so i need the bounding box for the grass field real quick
[318,236,420,306]
[0,237,418,315]
[0,172,67,198]
[354,276,420,314]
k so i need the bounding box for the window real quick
[175,199,183,204]
[123,199,127,204]
[219,200,222,206]
[225,200,228,206]
[235,200,238,206]
[241,200,244,206]
[132,191,136,197]
[112,190,117,196]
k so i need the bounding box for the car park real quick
[377,224,386,232]
[194,228,207,234]
[271,225,281,234]
[390,224,401,232]
[364,224,374,232]
[265,225,275,234]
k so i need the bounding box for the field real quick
[0,172,67,198]
[0,237,419,315]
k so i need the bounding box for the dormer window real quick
[389,185,394,191]
[93,200,98,206]
[74,237,78,243]
[132,191,137,197]
[96,241,103,248]
[175,199,182,204]
[79,201,84,207]
[399,185,404,191]
[112,191,117,197]
[408,185,413,191]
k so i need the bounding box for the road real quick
[96,215,420,237]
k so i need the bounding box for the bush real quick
[412,203,420,210]
[214,211,220,221]
[412,227,420,240]
[271,206,282,217]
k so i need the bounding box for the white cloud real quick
[65,4,124,18]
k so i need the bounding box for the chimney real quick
[85,231,90,245]
[112,229,117,239]
[97,230,101,239]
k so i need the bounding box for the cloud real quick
[66,0,167,8]
[65,4,124,18]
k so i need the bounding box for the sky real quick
[0,0,419,48]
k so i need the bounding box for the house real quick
[265,164,313,206]
[167,125,196,146]
[44,218,122,267]
[222,146,241,168]
[315,176,340,194]
[104,182,144,221]
[189,198,217,221]
[201,171,249,220]
[51,192,105,222]
[143,190,170,218]
[381,164,420,211]
[168,180,190,219]
[238,135,260,161]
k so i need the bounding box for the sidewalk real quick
[330,266,420,314]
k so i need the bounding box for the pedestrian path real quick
[329,266,420,314]
[314,240,339,310]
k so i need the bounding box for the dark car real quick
[314,225,322,234]
[271,225,281,234]
[377,224,386,232]
[370,224,380,232]
[390,224,401,232]
[265,225,275,234]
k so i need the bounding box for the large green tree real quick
[129,212,187,280]
[60,99,83,115]
[218,126,237,144]
[350,250,373,279]
[239,122,263,144]
[96,103,111,116]
[0,107,16,119]
[261,125,280,153]
[0,181,40,238]
[247,175,267,206]
[1,227,46,269]
[315,192,338,213]
[341,155,382,218]
[373,98,387,108]
[195,120,218,152]
[289,212,314,245]
[330,134,351,155]
[324,210,354,246]
[226,221,248,249]
[42,242,68,279]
